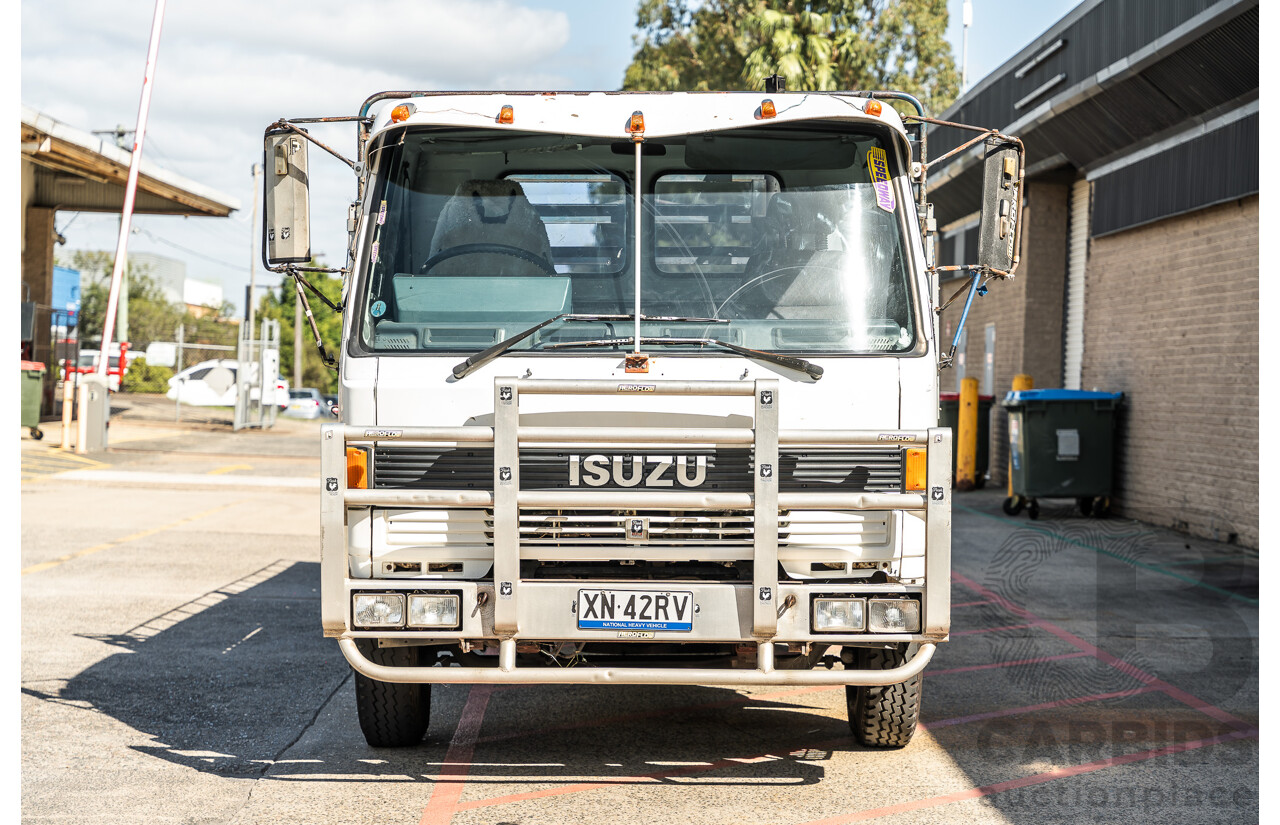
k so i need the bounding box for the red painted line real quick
[952,599,995,608]
[950,622,1035,636]
[797,727,1257,825]
[921,685,1163,730]
[951,570,1253,731]
[926,651,1090,677]
[418,685,495,825]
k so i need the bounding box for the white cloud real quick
[22,0,576,311]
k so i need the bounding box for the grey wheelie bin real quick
[940,391,993,488]
[1000,389,1123,519]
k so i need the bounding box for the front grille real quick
[373,447,904,493]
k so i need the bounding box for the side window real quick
[188,367,213,381]
[504,173,627,274]
[653,174,780,274]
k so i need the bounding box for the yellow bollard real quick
[1008,374,1033,495]
[957,377,979,491]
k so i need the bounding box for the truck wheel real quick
[353,642,431,747]
[846,645,922,748]
[1001,496,1024,516]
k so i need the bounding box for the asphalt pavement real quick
[20,418,1258,824]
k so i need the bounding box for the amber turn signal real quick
[347,447,369,490]
[904,448,926,491]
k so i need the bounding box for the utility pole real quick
[94,124,135,344]
[961,0,973,91]
[248,163,262,340]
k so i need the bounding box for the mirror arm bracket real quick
[264,119,358,170]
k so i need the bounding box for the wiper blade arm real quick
[545,336,823,381]
[450,314,728,379]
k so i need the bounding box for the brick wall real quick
[1080,196,1258,547]
[938,178,1070,485]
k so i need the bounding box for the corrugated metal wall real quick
[1091,113,1258,236]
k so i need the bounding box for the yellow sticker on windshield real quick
[867,147,895,212]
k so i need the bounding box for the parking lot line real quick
[418,685,494,825]
[20,501,240,576]
[950,570,1252,731]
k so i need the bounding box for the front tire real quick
[846,645,922,748]
[353,642,432,747]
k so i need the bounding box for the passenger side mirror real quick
[263,131,311,264]
[977,140,1021,273]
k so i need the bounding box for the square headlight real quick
[353,592,405,628]
[813,597,866,632]
[867,598,921,633]
[408,593,460,628]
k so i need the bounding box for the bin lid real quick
[1003,388,1123,403]
[940,392,995,401]
[20,361,45,372]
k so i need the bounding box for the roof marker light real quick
[390,103,415,124]
[628,110,644,141]
[865,99,883,117]
[759,99,777,119]
[498,105,515,124]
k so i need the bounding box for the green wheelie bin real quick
[1000,389,1123,519]
[21,361,46,440]
[939,392,993,488]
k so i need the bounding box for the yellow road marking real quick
[20,449,107,484]
[21,501,240,576]
[208,464,253,475]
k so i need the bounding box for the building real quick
[928,0,1258,546]
[80,251,228,317]
[21,106,239,413]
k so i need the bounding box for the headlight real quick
[813,597,865,632]
[408,594,460,628]
[868,598,921,633]
[353,593,405,628]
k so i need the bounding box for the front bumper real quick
[321,377,952,687]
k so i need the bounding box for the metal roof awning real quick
[926,0,1258,226]
[21,106,241,217]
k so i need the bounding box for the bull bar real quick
[322,378,952,686]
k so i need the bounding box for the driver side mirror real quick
[263,131,311,265]
[977,139,1021,273]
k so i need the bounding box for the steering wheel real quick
[418,243,557,275]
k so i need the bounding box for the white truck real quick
[262,86,1023,748]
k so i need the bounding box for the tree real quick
[623,0,959,117]
[56,249,182,349]
[254,263,342,393]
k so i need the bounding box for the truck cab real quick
[264,90,1021,749]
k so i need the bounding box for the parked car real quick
[166,359,289,408]
[285,388,325,419]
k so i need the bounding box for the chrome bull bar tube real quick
[320,377,953,648]
[338,637,937,686]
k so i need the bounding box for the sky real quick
[21,0,1080,318]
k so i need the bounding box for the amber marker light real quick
[904,448,926,491]
[864,99,883,117]
[498,105,515,124]
[759,99,777,119]
[347,447,369,490]
[390,103,415,123]
[628,110,645,140]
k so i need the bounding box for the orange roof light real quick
[498,105,515,124]
[628,110,644,139]
[759,99,776,119]
[390,103,415,123]
[864,99,882,117]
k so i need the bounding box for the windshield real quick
[357,123,917,356]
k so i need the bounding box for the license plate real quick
[577,589,694,632]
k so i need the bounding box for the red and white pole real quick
[97,0,167,377]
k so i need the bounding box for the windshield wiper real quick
[450,314,728,379]
[544,336,824,381]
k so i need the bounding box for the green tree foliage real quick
[120,356,174,393]
[623,0,959,117]
[254,265,342,394]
